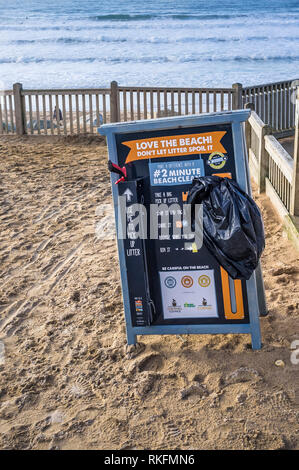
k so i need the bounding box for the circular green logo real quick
[207,152,228,170]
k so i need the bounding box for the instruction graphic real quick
[149,159,204,186]
[160,270,218,319]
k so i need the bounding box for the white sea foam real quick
[0,0,298,88]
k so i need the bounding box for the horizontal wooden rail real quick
[248,110,266,136]
[265,135,293,184]
[247,98,299,221]
[118,86,233,92]
[243,80,294,91]
[243,79,294,90]
[22,88,110,95]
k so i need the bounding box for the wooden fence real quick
[0,90,15,134]
[117,85,235,122]
[242,80,297,132]
[0,79,297,136]
[246,88,299,229]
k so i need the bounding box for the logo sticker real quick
[207,152,228,170]
[164,276,177,288]
[197,297,213,310]
[198,275,211,287]
[135,299,144,314]
[167,298,182,313]
[181,275,193,288]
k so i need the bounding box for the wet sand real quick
[0,135,298,450]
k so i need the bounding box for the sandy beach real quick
[0,135,298,450]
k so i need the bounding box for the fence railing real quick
[246,88,299,221]
[118,85,235,122]
[242,80,297,132]
[0,79,297,136]
[0,90,15,135]
[265,135,293,213]
[10,84,111,136]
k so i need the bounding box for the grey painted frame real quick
[99,110,263,349]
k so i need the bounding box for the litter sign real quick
[99,110,266,350]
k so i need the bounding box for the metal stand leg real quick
[247,272,262,350]
[250,306,262,350]
[126,328,137,346]
[251,327,262,350]
[256,262,268,317]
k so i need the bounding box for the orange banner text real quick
[122,131,227,163]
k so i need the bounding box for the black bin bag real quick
[187,176,265,280]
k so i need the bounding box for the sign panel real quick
[100,110,264,349]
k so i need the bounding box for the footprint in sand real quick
[268,390,292,410]
[272,266,299,276]
[163,421,182,443]
[241,430,286,450]
[137,353,164,372]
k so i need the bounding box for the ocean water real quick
[0,0,299,89]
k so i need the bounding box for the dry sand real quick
[0,135,298,450]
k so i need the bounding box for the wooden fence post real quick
[258,122,270,193]
[13,82,26,135]
[290,87,299,216]
[244,102,255,153]
[110,81,120,123]
[232,83,243,110]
